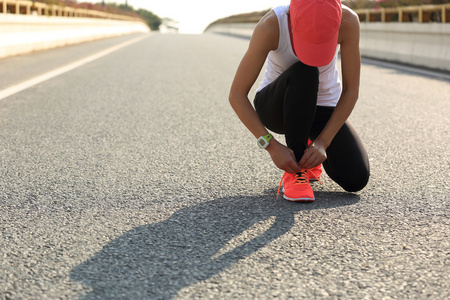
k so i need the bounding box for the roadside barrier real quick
[0,0,141,22]
[354,3,450,23]
[0,0,149,59]
[205,3,450,72]
[355,4,450,71]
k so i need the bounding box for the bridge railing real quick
[0,0,141,22]
[207,3,450,26]
[205,3,450,72]
[354,3,450,23]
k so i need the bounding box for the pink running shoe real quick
[277,170,315,202]
[308,164,322,181]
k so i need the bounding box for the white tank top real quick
[256,5,342,107]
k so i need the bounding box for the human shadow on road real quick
[70,190,359,299]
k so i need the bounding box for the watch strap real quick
[262,134,273,142]
[257,134,273,149]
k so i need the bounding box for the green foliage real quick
[100,2,162,30]
[136,9,162,31]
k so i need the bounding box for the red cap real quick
[290,0,342,67]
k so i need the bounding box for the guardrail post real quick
[0,0,144,23]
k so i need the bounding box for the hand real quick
[299,139,327,169]
[266,139,302,174]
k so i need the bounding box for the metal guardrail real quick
[207,3,450,28]
[354,3,450,23]
[0,0,141,22]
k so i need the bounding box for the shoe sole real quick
[283,195,315,202]
[281,188,315,202]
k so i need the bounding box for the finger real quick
[284,157,300,173]
[308,158,321,169]
[303,153,318,169]
[299,150,313,168]
[291,162,302,173]
[280,162,292,174]
[314,156,326,167]
[302,160,312,170]
[288,150,302,173]
[286,166,295,174]
[299,152,308,167]
[307,154,326,169]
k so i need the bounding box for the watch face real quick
[258,139,267,148]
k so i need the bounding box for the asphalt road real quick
[0,32,449,299]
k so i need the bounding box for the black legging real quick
[254,61,370,192]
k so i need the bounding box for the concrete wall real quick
[359,23,450,71]
[0,14,149,59]
[206,23,256,39]
[205,22,450,72]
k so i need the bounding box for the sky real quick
[95,0,289,34]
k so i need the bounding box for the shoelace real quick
[276,169,322,199]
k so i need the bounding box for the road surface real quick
[0,32,449,299]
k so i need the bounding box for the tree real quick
[137,9,161,31]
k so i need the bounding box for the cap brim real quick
[292,32,338,67]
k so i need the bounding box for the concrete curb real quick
[0,14,149,59]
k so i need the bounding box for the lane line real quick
[0,34,151,101]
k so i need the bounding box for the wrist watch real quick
[257,134,273,149]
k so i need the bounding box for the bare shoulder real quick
[341,5,360,25]
[338,5,360,44]
[251,10,279,51]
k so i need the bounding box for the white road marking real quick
[0,34,150,101]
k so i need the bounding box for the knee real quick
[340,168,370,193]
[288,61,319,86]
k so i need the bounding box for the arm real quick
[229,12,302,174]
[299,8,361,169]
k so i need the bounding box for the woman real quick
[229,0,370,201]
